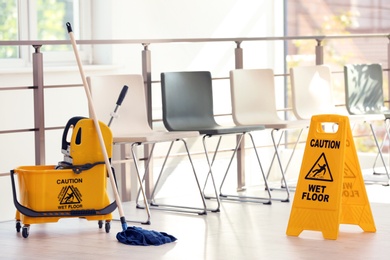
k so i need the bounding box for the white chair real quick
[229,68,309,202]
[291,65,340,119]
[290,65,388,183]
[87,74,207,224]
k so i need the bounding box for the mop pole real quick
[66,22,128,231]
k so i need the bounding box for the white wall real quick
[0,0,286,221]
[91,0,285,73]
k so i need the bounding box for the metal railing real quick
[1,33,390,187]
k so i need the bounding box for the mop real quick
[66,22,176,245]
[66,22,128,232]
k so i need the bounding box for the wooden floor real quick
[1,183,390,260]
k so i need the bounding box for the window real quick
[37,0,78,52]
[0,0,18,58]
[0,0,90,66]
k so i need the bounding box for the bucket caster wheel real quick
[16,221,21,233]
[105,221,110,233]
[22,226,30,238]
[98,220,103,229]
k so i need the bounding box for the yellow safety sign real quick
[286,114,376,240]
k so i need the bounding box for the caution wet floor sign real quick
[286,114,376,240]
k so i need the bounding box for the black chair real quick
[160,71,272,212]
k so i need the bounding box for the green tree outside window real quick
[0,0,18,58]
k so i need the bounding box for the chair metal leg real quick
[134,140,208,215]
[372,128,387,174]
[372,119,390,178]
[131,142,152,225]
[367,122,390,185]
[134,143,156,209]
[269,129,292,202]
[247,132,272,202]
[265,131,284,181]
[148,139,208,215]
[202,135,222,198]
[265,128,305,202]
[283,129,304,178]
[217,133,272,204]
[201,135,222,212]
[148,141,174,204]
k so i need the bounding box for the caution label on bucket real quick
[58,185,83,210]
[286,114,376,240]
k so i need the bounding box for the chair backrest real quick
[290,65,336,120]
[160,71,219,131]
[87,74,152,136]
[344,63,385,114]
[229,68,281,125]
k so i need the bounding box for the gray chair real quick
[344,63,390,183]
[160,71,272,211]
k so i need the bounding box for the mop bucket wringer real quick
[11,117,117,238]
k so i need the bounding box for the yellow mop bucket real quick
[11,117,117,238]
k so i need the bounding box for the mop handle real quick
[66,22,128,231]
[108,85,128,127]
[116,85,128,106]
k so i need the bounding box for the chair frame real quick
[130,138,208,215]
[202,132,272,205]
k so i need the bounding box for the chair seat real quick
[349,110,388,121]
[114,131,199,143]
[348,113,385,122]
[259,119,310,130]
[169,124,265,135]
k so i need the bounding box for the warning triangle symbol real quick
[305,152,333,182]
[59,186,81,204]
[343,163,356,178]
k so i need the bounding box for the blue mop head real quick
[116,226,177,246]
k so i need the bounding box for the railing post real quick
[234,41,246,191]
[142,43,153,198]
[142,43,152,127]
[32,45,45,165]
[315,39,324,65]
[235,41,243,69]
[388,35,390,108]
